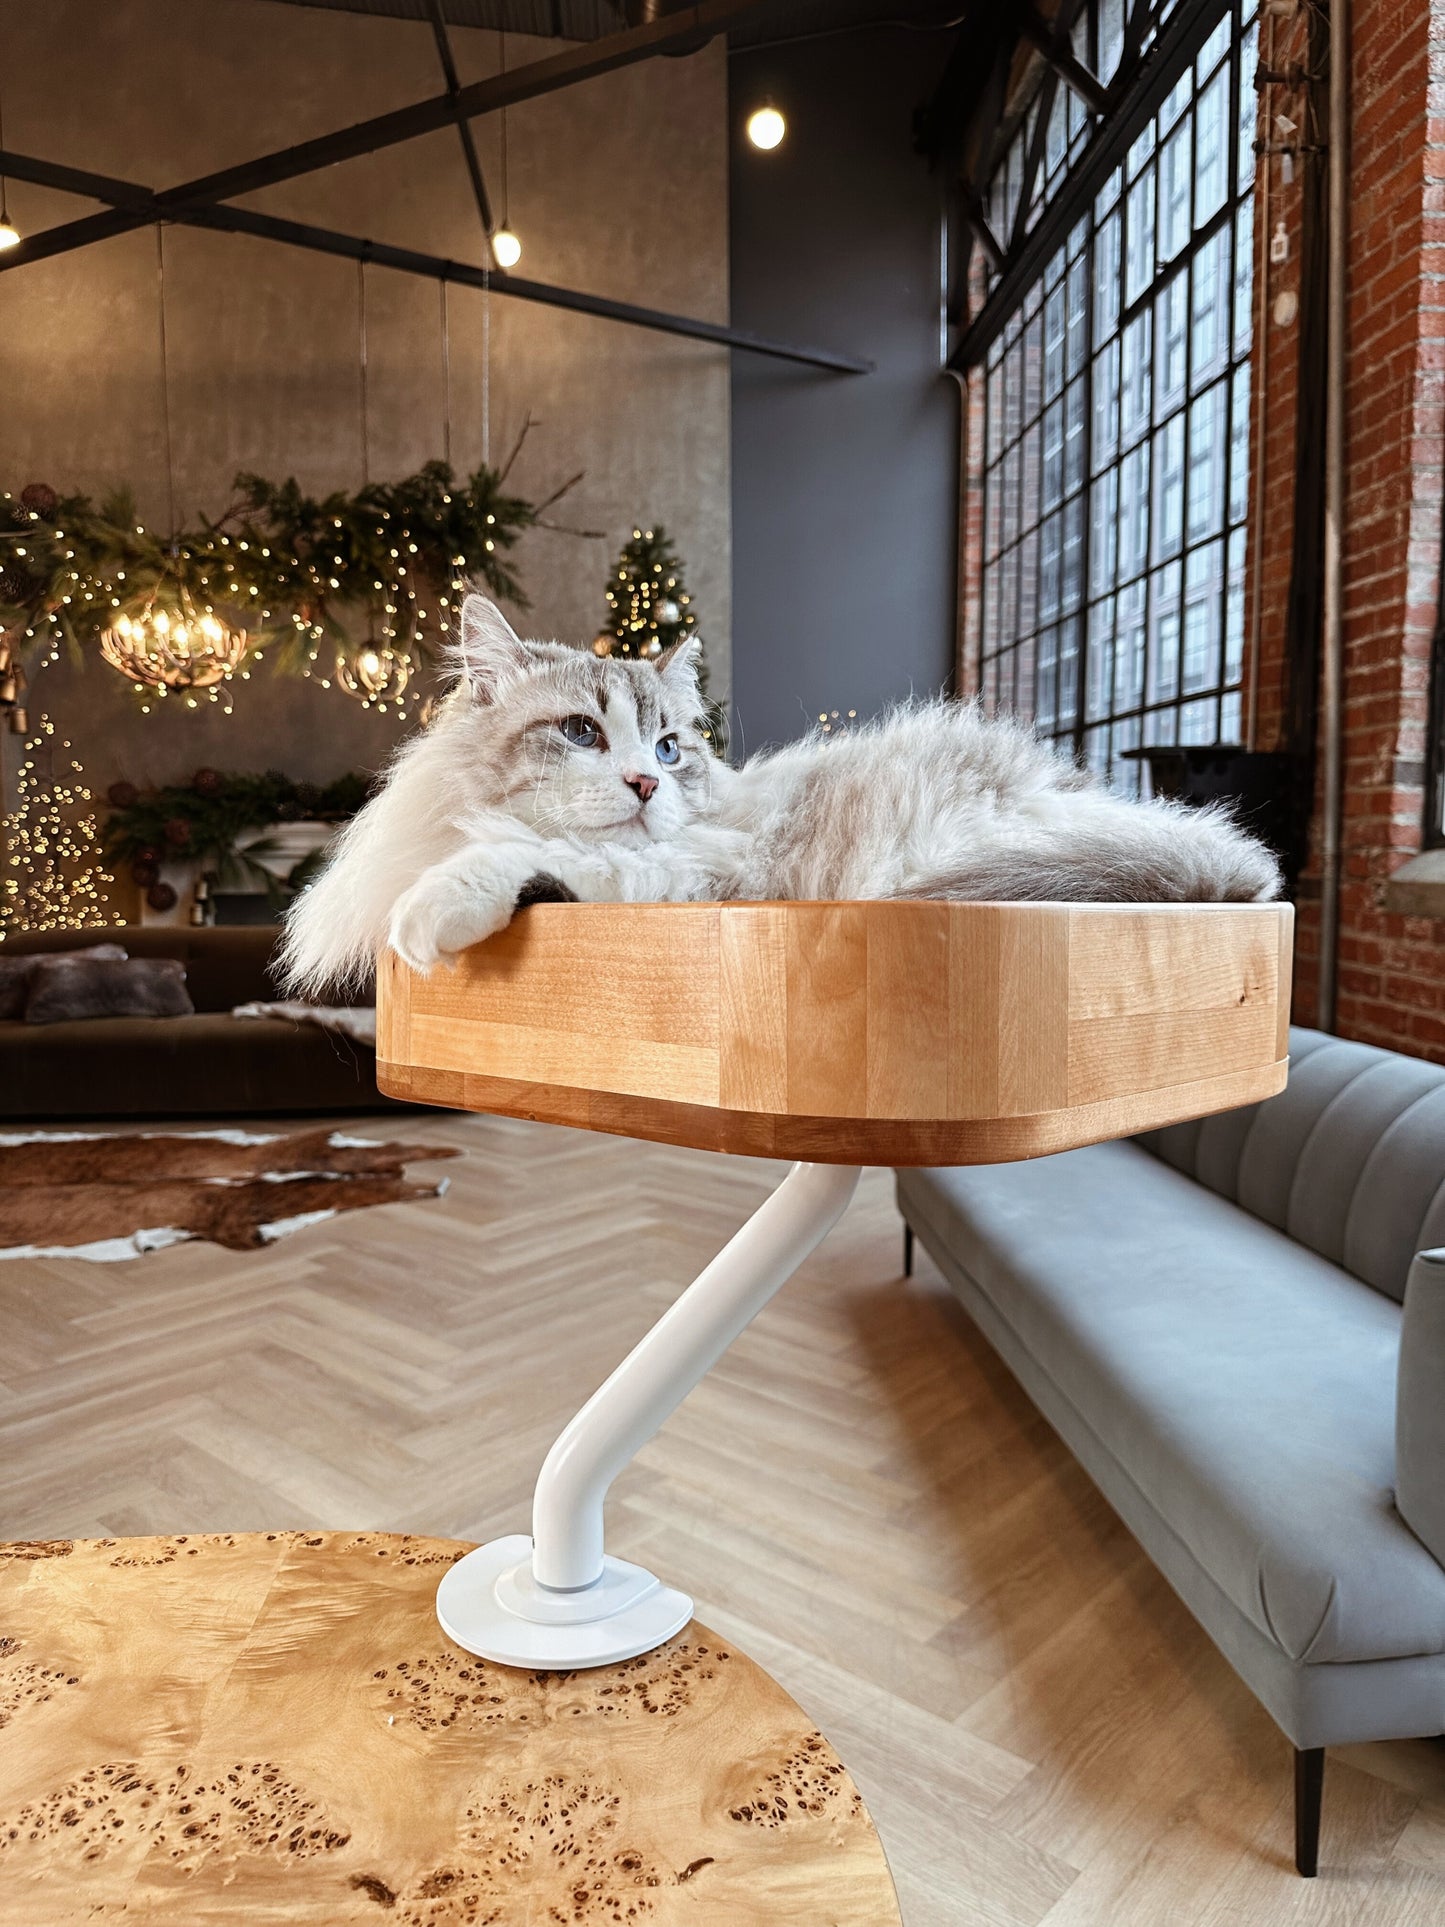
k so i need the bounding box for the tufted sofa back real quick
[1138,1027,1445,1304]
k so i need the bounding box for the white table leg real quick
[436,1160,862,1668]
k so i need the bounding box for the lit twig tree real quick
[2,718,119,935]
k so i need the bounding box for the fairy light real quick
[1,720,122,934]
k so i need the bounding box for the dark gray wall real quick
[728,28,959,754]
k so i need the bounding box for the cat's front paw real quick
[388,874,512,975]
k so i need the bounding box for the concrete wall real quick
[727,28,958,754]
[0,0,729,799]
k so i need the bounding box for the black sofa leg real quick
[1294,1747,1324,1876]
[903,1223,914,1277]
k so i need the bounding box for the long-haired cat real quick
[280,594,1279,996]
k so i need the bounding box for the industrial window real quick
[975,3,1258,791]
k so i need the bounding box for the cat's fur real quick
[280,594,1280,996]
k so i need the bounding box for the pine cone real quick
[191,767,222,797]
[146,881,179,912]
[107,780,139,810]
[19,482,59,519]
[0,563,38,608]
[163,817,193,848]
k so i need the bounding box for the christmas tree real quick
[594,526,699,662]
[2,720,120,934]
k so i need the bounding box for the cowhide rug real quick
[0,1127,460,1262]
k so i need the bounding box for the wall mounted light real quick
[746,103,786,151]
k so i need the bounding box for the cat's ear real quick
[459,593,530,703]
[654,635,702,696]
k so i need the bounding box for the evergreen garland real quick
[0,454,555,703]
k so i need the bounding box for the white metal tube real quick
[530,1160,862,1592]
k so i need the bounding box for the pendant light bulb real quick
[492,226,522,270]
[0,202,19,251]
[746,103,786,151]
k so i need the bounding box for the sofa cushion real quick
[0,927,282,1012]
[0,942,127,1019]
[1140,1027,1445,1303]
[898,1142,1445,1667]
[1397,1248,1445,1569]
[23,955,195,1025]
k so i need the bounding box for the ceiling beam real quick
[0,0,771,273]
[0,147,871,374]
[425,0,496,260]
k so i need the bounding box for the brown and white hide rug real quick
[0,1127,460,1262]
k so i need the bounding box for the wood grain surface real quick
[0,1532,900,1925]
[377,901,1293,1162]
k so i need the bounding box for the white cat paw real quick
[388,878,510,975]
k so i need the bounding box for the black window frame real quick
[970,0,1259,791]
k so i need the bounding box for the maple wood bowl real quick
[376,899,1294,1165]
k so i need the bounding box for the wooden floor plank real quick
[2,1109,1441,1920]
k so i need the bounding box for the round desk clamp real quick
[380,898,1294,1671]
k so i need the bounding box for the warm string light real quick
[818,708,858,737]
[1,718,122,934]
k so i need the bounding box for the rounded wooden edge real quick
[378,1054,1290,1164]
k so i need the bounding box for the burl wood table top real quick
[0,1531,900,1925]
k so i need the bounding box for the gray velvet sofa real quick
[895,1026,1445,1877]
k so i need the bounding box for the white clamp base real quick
[436,1534,693,1669]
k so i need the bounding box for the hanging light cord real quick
[358,258,370,488]
[499,29,510,228]
[156,225,178,543]
[440,280,452,468]
[0,87,11,224]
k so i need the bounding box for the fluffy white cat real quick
[280,594,1280,996]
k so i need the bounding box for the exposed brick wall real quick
[1284,0,1445,1056]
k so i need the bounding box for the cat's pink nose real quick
[625,772,658,804]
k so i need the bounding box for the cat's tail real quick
[894,791,1282,905]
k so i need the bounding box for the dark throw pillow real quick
[0,942,129,1020]
[23,955,195,1026]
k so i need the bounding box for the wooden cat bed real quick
[377,900,1294,1163]
[376,899,1292,1676]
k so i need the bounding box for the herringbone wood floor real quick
[4,1110,1444,1923]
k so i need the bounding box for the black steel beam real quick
[0,147,870,374]
[426,0,496,254]
[0,0,770,273]
[951,0,1231,369]
[1021,6,1109,115]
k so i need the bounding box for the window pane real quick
[1159,119,1193,262]
[1155,268,1189,419]
[1064,376,1088,497]
[1183,540,1224,692]
[1126,166,1157,302]
[1191,224,1230,386]
[1148,561,1182,703]
[1093,337,1121,471]
[1121,310,1153,447]
[1091,470,1120,594]
[1187,381,1227,543]
[1194,66,1228,228]
[1153,413,1186,561]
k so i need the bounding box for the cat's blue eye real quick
[656,734,680,766]
[560,715,601,748]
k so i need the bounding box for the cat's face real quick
[451,594,714,843]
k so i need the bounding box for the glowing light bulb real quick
[492,226,522,269]
[746,104,786,151]
[0,215,19,251]
[360,649,382,679]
